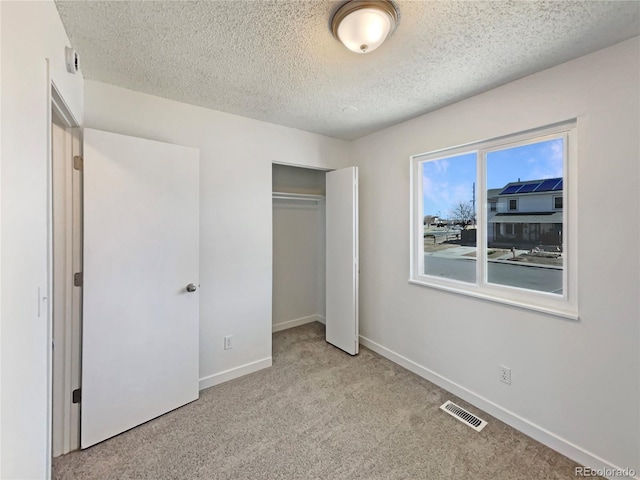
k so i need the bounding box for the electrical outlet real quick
[499,365,511,385]
[224,335,233,350]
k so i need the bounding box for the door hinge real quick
[73,155,83,171]
[73,272,83,287]
[72,388,81,404]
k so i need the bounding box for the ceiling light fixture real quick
[331,1,398,54]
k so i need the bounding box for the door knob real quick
[186,283,197,293]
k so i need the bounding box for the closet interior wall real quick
[272,164,327,332]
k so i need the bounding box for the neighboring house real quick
[487,178,563,247]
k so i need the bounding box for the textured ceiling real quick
[56,1,640,140]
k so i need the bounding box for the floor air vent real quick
[440,401,487,432]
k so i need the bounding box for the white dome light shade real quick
[338,9,391,53]
[331,1,398,54]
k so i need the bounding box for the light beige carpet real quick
[54,322,595,479]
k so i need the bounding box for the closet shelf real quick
[272,192,325,202]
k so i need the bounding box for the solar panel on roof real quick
[535,178,562,192]
[517,183,541,193]
[552,179,563,191]
[500,185,522,195]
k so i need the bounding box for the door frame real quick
[270,161,359,355]
[48,80,82,462]
[271,162,331,335]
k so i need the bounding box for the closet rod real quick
[272,192,325,202]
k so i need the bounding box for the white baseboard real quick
[199,357,272,391]
[359,335,637,480]
[273,314,324,332]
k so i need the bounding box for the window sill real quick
[408,278,579,321]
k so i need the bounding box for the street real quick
[424,255,563,294]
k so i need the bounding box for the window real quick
[554,196,563,209]
[419,152,476,283]
[410,122,577,319]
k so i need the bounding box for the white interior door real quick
[81,128,199,448]
[325,167,359,355]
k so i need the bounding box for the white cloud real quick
[433,158,449,174]
[423,174,451,207]
[527,139,564,180]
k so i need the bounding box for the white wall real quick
[351,37,639,474]
[83,80,350,390]
[1,1,84,478]
[272,199,325,330]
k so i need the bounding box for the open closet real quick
[272,163,360,355]
[272,164,327,332]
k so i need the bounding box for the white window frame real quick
[409,121,578,320]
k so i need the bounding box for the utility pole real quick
[472,182,476,225]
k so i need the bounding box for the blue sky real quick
[422,138,563,218]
